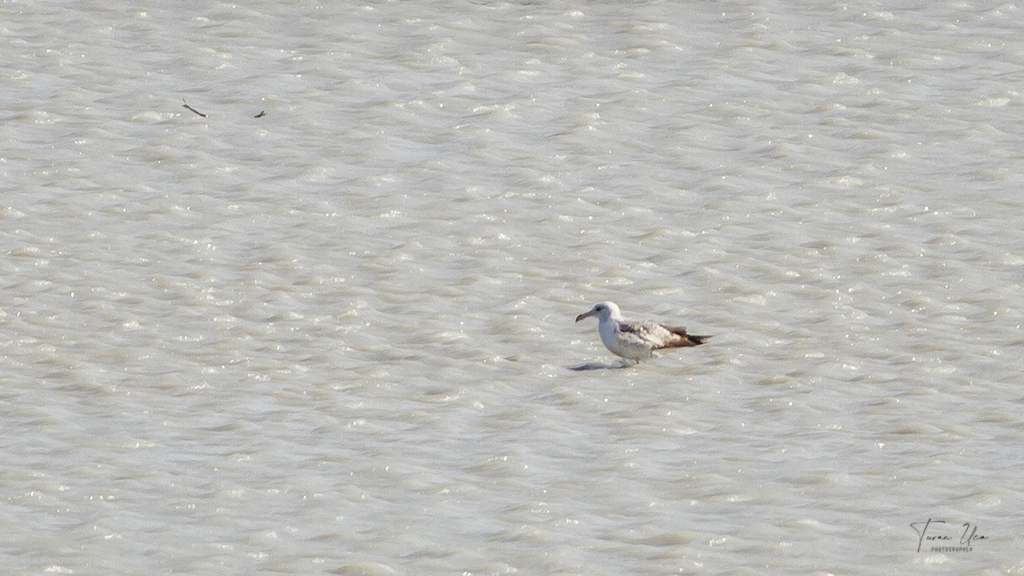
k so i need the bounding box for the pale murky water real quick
[2,1,1023,574]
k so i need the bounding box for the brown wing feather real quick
[659,326,712,349]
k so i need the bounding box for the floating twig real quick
[182,99,207,117]
[254,110,266,118]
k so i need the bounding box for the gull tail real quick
[685,334,712,346]
[665,327,712,348]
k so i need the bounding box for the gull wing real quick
[619,320,710,349]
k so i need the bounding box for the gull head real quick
[575,301,622,323]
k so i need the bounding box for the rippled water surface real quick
[2,1,1023,574]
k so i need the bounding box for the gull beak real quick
[575,310,594,323]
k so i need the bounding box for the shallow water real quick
[2,1,1023,574]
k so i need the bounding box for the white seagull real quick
[575,301,711,363]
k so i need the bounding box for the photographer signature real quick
[910,518,988,552]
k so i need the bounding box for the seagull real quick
[575,301,711,363]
